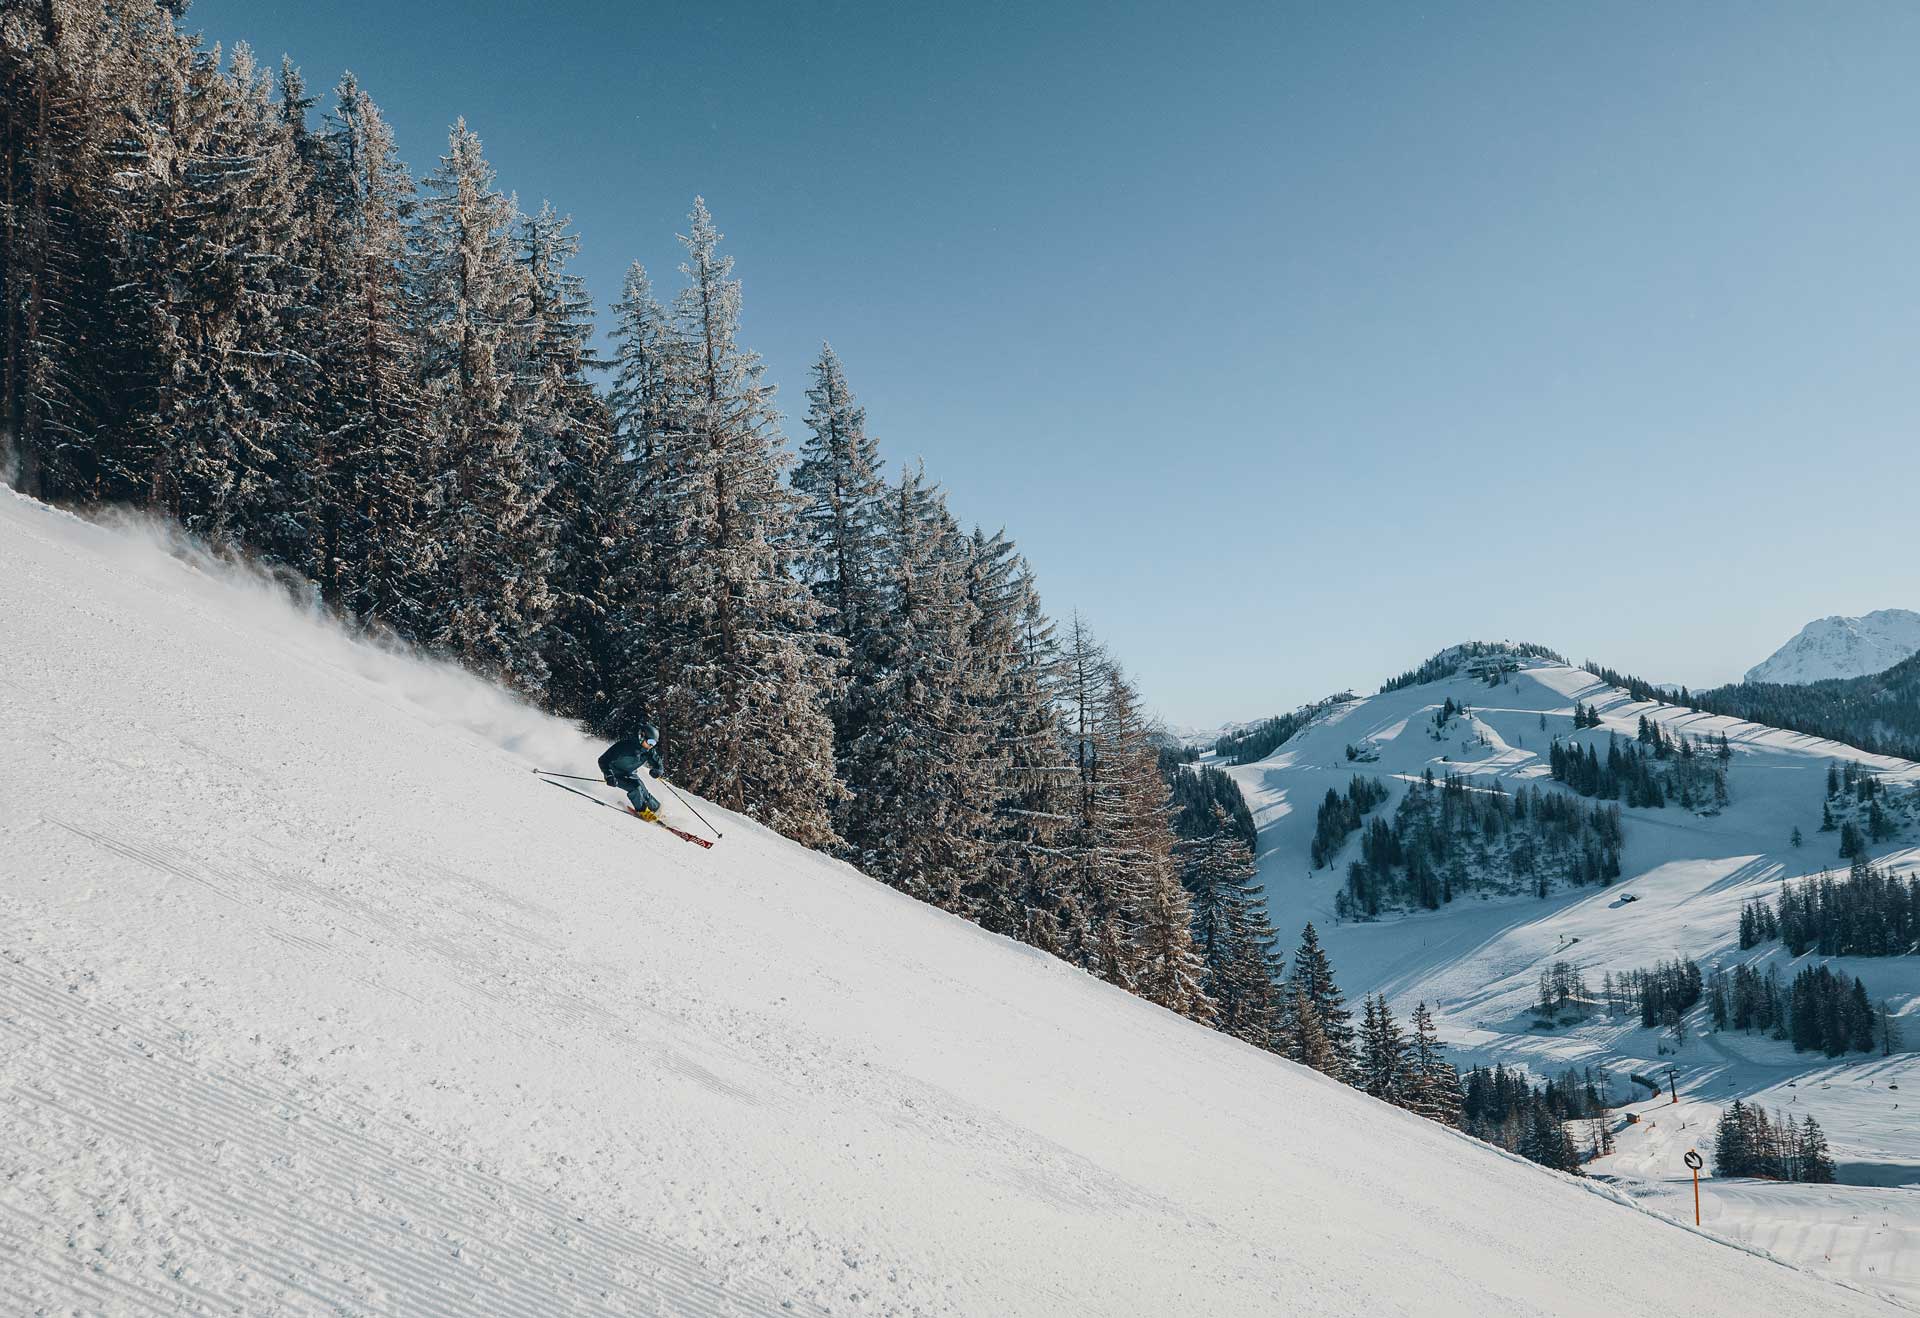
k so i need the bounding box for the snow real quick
[1222,651,1920,1304]
[1745,609,1920,684]
[0,490,1905,1316]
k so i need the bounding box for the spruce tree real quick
[1286,923,1355,1080]
[1800,1116,1836,1183]
[413,118,554,696]
[138,43,319,569]
[1358,994,1408,1102]
[1405,1002,1463,1126]
[519,202,619,721]
[1180,805,1284,1047]
[598,260,683,731]
[311,72,432,633]
[642,198,843,845]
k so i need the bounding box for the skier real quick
[599,723,667,821]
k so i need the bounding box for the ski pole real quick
[658,777,724,840]
[531,769,604,784]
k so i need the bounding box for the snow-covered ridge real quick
[2,488,1900,1315]
[1746,609,1920,685]
[1219,650,1920,1303]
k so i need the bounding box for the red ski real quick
[540,777,716,848]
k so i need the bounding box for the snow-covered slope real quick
[1746,609,1920,684]
[1220,651,1920,1303]
[0,499,1903,1316]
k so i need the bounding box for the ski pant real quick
[614,774,659,815]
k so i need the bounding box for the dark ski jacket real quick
[599,735,663,784]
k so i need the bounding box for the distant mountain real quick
[1745,609,1920,685]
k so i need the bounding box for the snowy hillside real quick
[1746,610,1920,684]
[1219,648,1920,1302]
[3,503,1907,1317]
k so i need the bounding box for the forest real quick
[0,0,1263,1035]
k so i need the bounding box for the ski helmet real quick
[638,722,659,747]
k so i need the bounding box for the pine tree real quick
[1180,805,1283,1047]
[1799,1115,1836,1184]
[1404,1002,1463,1126]
[641,198,843,844]
[598,260,682,731]
[1358,994,1409,1102]
[791,343,887,659]
[138,43,319,569]
[1286,923,1354,1080]
[960,532,1070,939]
[413,118,554,695]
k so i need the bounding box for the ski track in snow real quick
[1218,651,1920,1303]
[2,489,1910,1315]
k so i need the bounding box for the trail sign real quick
[1683,1149,1704,1224]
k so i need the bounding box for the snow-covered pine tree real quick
[138,42,319,570]
[309,72,433,633]
[789,343,891,840]
[596,260,685,732]
[518,202,620,721]
[2,0,189,502]
[838,464,991,905]
[1358,994,1409,1102]
[643,198,842,845]
[1180,805,1284,1047]
[791,343,887,656]
[1404,1001,1463,1125]
[412,118,554,697]
[1285,922,1355,1080]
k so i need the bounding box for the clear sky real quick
[190,0,1920,728]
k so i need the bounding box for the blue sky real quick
[193,0,1920,727]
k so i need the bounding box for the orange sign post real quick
[1683,1149,1703,1226]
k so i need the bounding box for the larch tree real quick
[960,532,1070,940]
[839,465,990,905]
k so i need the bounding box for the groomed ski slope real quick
[0,491,1900,1318]
[1219,652,1920,1303]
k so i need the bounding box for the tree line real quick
[1584,658,1920,764]
[1548,729,1729,811]
[1743,857,1920,958]
[1458,1064,1610,1176]
[1211,693,1354,765]
[1713,1102,1835,1183]
[1706,962,1893,1057]
[1378,641,1564,694]
[1336,772,1623,919]
[1310,776,1389,869]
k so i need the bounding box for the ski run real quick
[4,472,1910,1314]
